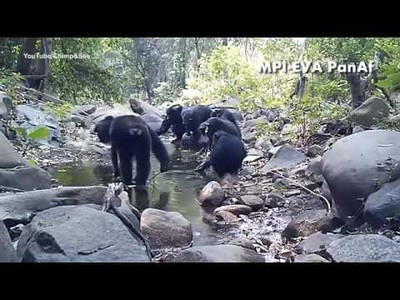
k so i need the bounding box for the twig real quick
[267,170,331,213]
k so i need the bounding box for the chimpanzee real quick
[94,115,170,189]
[199,117,242,150]
[158,104,212,148]
[195,130,247,178]
[210,108,240,132]
[157,104,186,142]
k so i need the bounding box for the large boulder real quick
[141,113,163,132]
[140,208,192,250]
[129,99,163,117]
[0,166,52,191]
[321,130,400,221]
[326,234,400,262]
[0,131,29,168]
[364,178,400,228]
[0,221,18,262]
[17,206,151,262]
[350,97,390,127]
[169,245,265,262]
[16,104,61,142]
[198,181,224,207]
[0,186,107,227]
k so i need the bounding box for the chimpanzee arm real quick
[148,127,171,172]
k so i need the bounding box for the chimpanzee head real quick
[94,115,114,143]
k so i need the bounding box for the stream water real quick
[51,143,228,246]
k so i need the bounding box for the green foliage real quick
[15,125,50,141]
[42,102,74,122]
[374,38,400,91]
[48,38,123,104]
[0,69,25,102]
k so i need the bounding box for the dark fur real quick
[211,108,240,132]
[199,117,241,150]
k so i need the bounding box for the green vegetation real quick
[1,37,400,145]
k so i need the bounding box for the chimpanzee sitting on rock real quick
[195,130,247,178]
[94,115,170,190]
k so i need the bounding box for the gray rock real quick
[198,181,224,207]
[214,205,252,216]
[239,195,264,210]
[68,115,87,126]
[350,97,390,127]
[243,132,256,143]
[307,145,323,157]
[262,144,307,173]
[326,234,400,262]
[364,178,400,228]
[17,206,150,262]
[294,254,329,263]
[229,237,255,250]
[170,245,265,262]
[321,130,400,221]
[215,210,239,222]
[0,166,51,191]
[16,104,61,142]
[296,232,344,254]
[141,113,163,132]
[0,186,107,227]
[265,191,285,208]
[141,208,192,250]
[0,221,18,262]
[130,99,163,117]
[282,209,328,239]
[0,131,29,168]
[0,92,12,118]
[244,116,270,128]
[72,105,96,116]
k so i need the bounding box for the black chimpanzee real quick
[158,104,212,148]
[210,108,240,132]
[94,115,170,189]
[195,130,247,178]
[199,117,242,150]
[157,104,186,143]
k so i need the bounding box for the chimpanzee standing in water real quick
[94,115,170,190]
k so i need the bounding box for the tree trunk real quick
[16,38,38,76]
[221,38,228,46]
[346,72,367,109]
[179,38,187,89]
[36,38,52,94]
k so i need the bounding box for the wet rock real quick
[170,245,265,262]
[350,97,390,127]
[282,209,328,239]
[229,237,254,250]
[17,206,150,262]
[243,132,256,143]
[198,181,224,207]
[239,195,264,210]
[140,208,192,250]
[72,105,96,116]
[296,232,344,254]
[326,234,400,262]
[0,131,29,168]
[215,210,239,223]
[0,221,18,262]
[321,130,400,222]
[294,254,329,263]
[244,116,269,128]
[0,166,52,191]
[265,191,285,208]
[0,186,107,227]
[214,205,252,216]
[262,144,307,173]
[364,178,400,228]
[307,145,323,157]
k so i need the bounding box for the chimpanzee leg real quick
[119,150,134,185]
[111,146,120,179]
[134,145,151,186]
[149,128,170,172]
